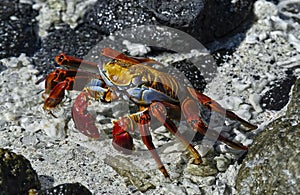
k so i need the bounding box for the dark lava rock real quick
[142,0,254,43]
[0,148,40,194]
[260,75,296,110]
[83,0,254,44]
[33,24,103,75]
[83,0,156,35]
[236,78,300,194]
[38,183,92,195]
[0,0,39,59]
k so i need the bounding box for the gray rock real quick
[236,78,300,194]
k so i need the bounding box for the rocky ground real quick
[0,0,300,194]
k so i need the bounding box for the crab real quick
[43,48,257,177]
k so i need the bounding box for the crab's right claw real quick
[111,118,134,154]
[72,91,100,139]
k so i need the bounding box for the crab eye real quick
[58,55,64,62]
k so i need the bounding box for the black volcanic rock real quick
[83,0,156,35]
[0,0,39,59]
[83,0,254,43]
[38,183,92,195]
[33,24,103,75]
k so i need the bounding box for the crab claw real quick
[112,119,134,154]
[43,80,68,110]
[72,91,100,139]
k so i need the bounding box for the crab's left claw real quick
[72,91,100,139]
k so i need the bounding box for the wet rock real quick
[38,183,92,195]
[0,148,40,194]
[236,79,300,194]
[0,0,39,59]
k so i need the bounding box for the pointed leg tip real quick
[159,166,170,178]
[193,158,203,165]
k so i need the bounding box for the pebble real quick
[249,93,263,113]
[214,154,230,172]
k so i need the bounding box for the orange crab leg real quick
[138,110,169,177]
[149,102,202,164]
[181,97,248,150]
[187,87,258,130]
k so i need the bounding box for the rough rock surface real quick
[84,0,254,43]
[141,0,255,43]
[0,0,39,58]
[0,148,40,194]
[33,24,103,75]
[38,182,92,195]
[236,78,300,194]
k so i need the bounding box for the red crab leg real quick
[113,107,170,177]
[138,110,170,177]
[112,117,135,154]
[149,102,202,164]
[187,87,258,130]
[45,69,96,94]
[181,97,248,150]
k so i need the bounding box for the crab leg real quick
[44,75,99,109]
[113,107,169,177]
[149,102,202,164]
[187,87,257,130]
[181,97,248,150]
[138,110,170,177]
[44,69,98,94]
